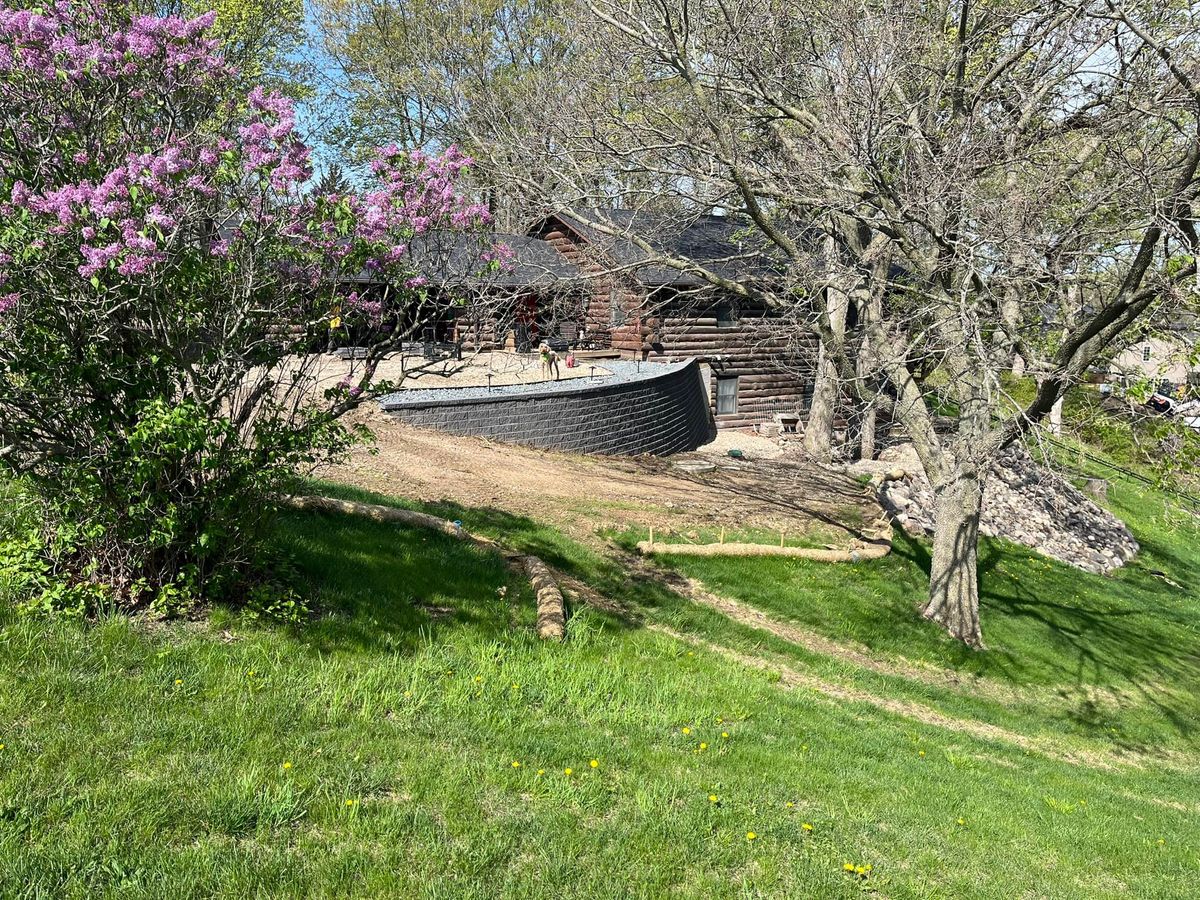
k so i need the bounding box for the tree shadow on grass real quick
[285,481,695,642]
[273,506,526,657]
[890,528,1200,749]
[284,480,1200,749]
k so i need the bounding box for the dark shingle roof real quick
[489,234,582,287]
[550,209,784,287]
[348,232,582,290]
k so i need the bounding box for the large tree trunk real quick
[804,343,838,459]
[805,241,850,460]
[921,469,985,649]
[859,403,877,460]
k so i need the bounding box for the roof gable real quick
[537,208,785,287]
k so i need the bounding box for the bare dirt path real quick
[323,409,882,547]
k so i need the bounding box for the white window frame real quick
[716,376,739,415]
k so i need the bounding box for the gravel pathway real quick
[379,359,691,408]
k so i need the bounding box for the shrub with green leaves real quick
[0,3,494,614]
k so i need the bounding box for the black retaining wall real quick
[380,360,716,455]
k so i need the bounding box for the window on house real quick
[716,376,739,415]
[715,303,737,328]
[610,294,625,327]
[1143,345,1152,362]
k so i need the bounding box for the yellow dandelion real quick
[511,761,521,768]
[785,801,794,808]
[282,761,293,770]
[956,817,965,826]
[564,768,573,776]
[536,769,545,776]
[709,794,718,803]
[344,799,356,807]
[247,669,255,677]
[722,732,730,739]
[0,744,5,751]
[746,831,757,841]
[699,742,708,751]
[682,727,691,735]
[843,862,855,872]
[404,691,412,698]
[802,823,813,832]
[174,679,182,686]
[1157,838,1166,846]
[716,717,724,723]
[918,750,925,757]
[590,759,599,769]
[474,676,482,684]
[855,866,868,876]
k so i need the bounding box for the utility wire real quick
[1033,428,1200,510]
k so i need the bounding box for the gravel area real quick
[695,429,784,460]
[379,359,691,408]
[274,349,610,395]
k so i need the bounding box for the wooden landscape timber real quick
[635,538,892,561]
[283,495,470,540]
[523,555,567,641]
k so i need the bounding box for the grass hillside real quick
[2,445,1199,898]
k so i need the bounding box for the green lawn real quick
[2,469,1199,898]
[633,471,1200,756]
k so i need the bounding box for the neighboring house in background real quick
[1109,331,1200,392]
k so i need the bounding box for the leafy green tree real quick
[313,0,578,228]
[0,2,493,616]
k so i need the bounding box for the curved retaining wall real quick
[379,360,716,455]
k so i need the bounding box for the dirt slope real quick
[321,408,882,546]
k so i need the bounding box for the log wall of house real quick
[645,306,818,429]
[453,314,499,352]
[533,223,646,351]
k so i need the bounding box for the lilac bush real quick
[0,1,493,614]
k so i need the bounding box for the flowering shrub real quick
[0,1,493,613]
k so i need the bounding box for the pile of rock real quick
[858,443,1139,575]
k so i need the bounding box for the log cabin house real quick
[343,230,588,351]
[352,211,820,431]
[526,210,817,430]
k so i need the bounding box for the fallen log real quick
[283,494,467,539]
[635,540,891,562]
[523,555,567,641]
